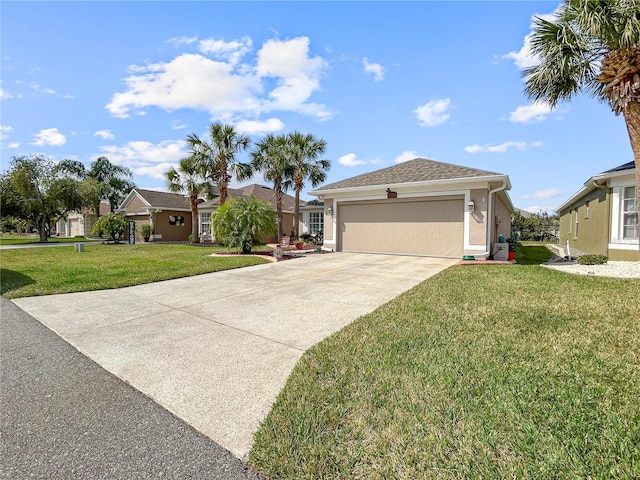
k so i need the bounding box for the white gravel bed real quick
[542,260,640,279]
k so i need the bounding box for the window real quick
[622,186,638,240]
[309,211,323,234]
[574,210,579,239]
[199,212,211,236]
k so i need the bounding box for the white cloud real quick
[464,141,542,154]
[7,142,20,149]
[339,153,368,167]
[31,82,73,99]
[414,99,451,127]
[532,188,562,199]
[0,125,13,139]
[363,57,384,82]
[98,139,187,175]
[395,151,419,163]
[0,88,13,99]
[198,36,252,66]
[32,128,66,146]
[236,118,284,135]
[134,163,177,181]
[523,206,557,215]
[503,12,557,69]
[171,120,187,130]
[107,36,330,122]
[509,101,556,123]
[167,35,198,46]
[94,129,115,140]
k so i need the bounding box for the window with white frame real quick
[574,210,579,239]
[622,186,638,240]
[199,211,211,236]
[309,211,323,234]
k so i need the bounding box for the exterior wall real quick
[153,210,191,242]
[609,248,640,261]
[558,188,610,256]
[323,200,335,243]
[468,188,488,247]
[126,195,148,213]
[494,194,512,243]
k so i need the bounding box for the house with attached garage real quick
[117,185,302,243]
[309,158,513,259]
[556,161,638,261]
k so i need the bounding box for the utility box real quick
[493,242,508,261]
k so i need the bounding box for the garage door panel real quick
[339,199,464,257]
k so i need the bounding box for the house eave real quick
[310,174,511,197]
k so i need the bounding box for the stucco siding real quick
[153,211,191,242]
[469,188,488,246]
[558,188,609,256]
[337,197,464,257]
[126,196,148,213]
[494,194,512,243]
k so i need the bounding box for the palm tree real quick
[250,134,292,242]
[56,156,135,215]
[524,0,640,253]
[187,123,251,205]
[166,157,214,244]
[286,132,330,238]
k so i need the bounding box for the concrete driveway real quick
[13,252,455,460]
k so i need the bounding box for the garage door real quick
[338,197,464,257]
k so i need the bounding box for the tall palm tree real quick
[56,156,135,215]
[524,0,640,253]
[166,157,214,244]
[286,132,330,238]
[187,123,251,205]
[250,133,292,242]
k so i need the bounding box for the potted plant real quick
[140,223,152,242]
[294,238,304,250]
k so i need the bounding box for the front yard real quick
[0,243,269,298]
[250,262,640,479]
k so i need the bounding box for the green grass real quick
[0,235,99,245]
[515,243,554,265]
[250,262,640,479]
[0,243,269,298]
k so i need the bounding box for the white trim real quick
[310,174,511,197]
[608,243,639,251]
[466,245,487,251]
[611,183,638,243]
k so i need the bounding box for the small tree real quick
[91,213,127,243]
[212,198,277,253]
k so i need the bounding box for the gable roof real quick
[197,184,301,212]
[556,161,636,213]
[135,188,191,210]
[312,158,503,192]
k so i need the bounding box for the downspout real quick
[475,179,508,259]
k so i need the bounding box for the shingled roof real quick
[197,184,301,212]
[134,188,191,210]
[314,158,502,191]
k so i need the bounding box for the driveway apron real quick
[12,252,455,460]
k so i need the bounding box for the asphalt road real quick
[0,298,265,480]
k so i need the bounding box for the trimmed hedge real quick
[577,254,608,265]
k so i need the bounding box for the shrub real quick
[91,213,127,243]
[140,223,152,238]
[213,198,277,254]
[577,254,608,265]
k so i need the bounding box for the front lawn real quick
[250,263,640,479]
[0,235,99,245]
[1,243,269,298]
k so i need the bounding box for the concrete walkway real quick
[13,252,455,460]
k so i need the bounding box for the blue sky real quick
[1,1,632,212]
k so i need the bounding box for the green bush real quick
[213,197,276,254]
[577,254,608,265]
[140,223,152,238]
[91,213,127,244]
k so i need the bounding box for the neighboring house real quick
[117,184,302,243]
[310,158,513,258]
[299,199,324,236]
[556,161,638,261]
[56,201,111,237]
[117,188,193,243]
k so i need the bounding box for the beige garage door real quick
[338,197,464,257]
